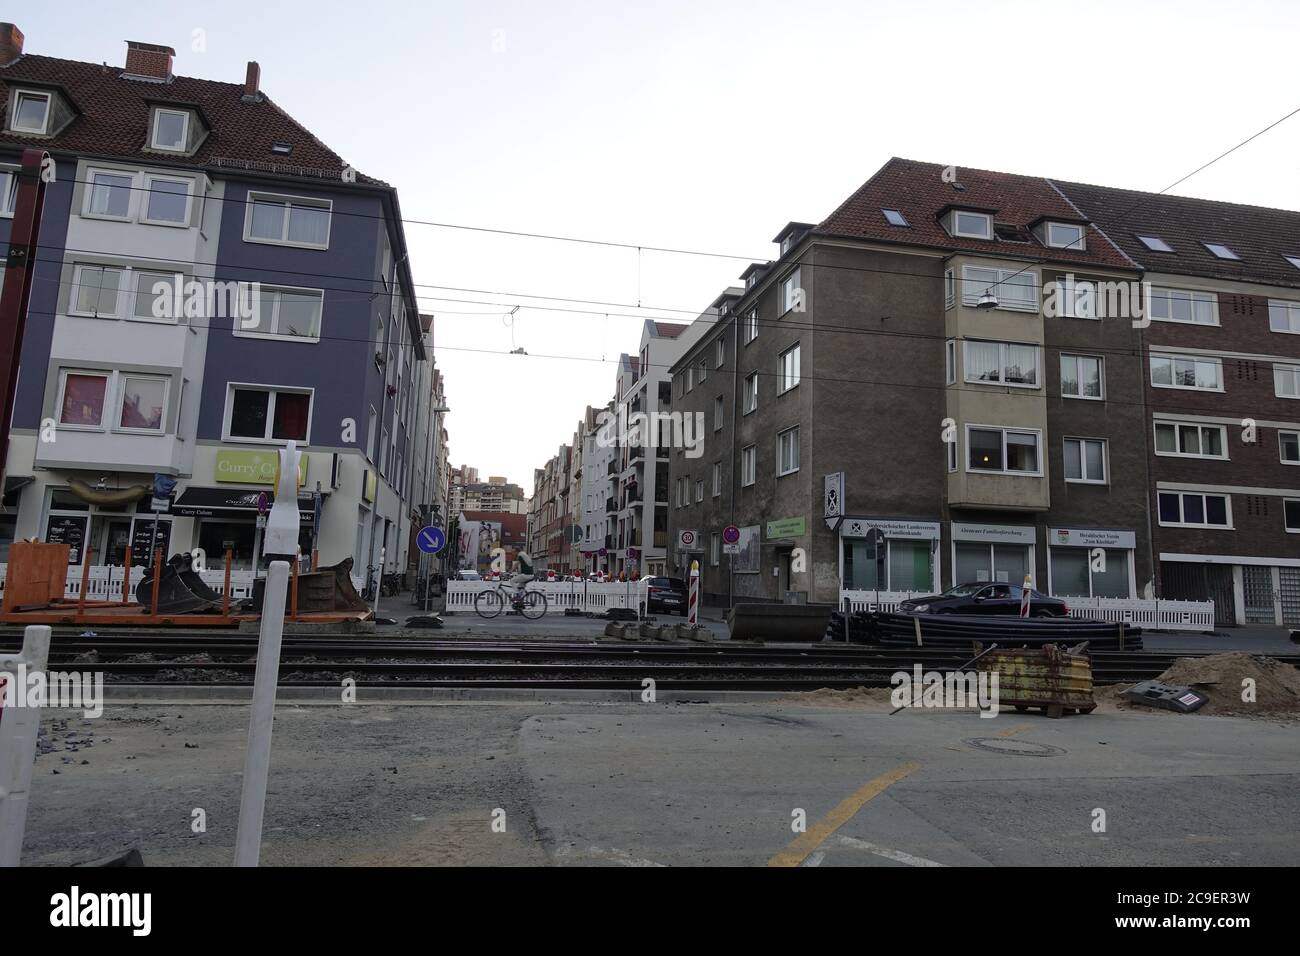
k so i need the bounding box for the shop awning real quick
[172,487,319,520]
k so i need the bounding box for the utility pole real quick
[0,149,51,491]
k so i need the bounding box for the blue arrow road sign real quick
[416,526,446,555]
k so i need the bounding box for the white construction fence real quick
[445,579,648,617]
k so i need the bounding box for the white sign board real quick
[840,518,941,541]
[951,522,1036,545]
[1050,528,1136,549]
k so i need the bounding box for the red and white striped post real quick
[688,560,700,627]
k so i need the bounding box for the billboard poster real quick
[731,524,761,573]
[457,520,502,570]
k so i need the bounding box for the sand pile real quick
[1106,652,1300,718]
[782,686,895,708]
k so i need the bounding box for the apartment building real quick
[668,158,1154,606]
[578,401,616,575]
[526,444,572,573]
[0,25,429,578]
[1059,182,1300,626]
[458,478,528,515]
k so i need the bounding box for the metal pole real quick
[234,560,289,867]
[373,545,384,618]
[0,625,52,866]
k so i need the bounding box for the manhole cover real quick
[962,737,1066,757]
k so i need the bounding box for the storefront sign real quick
[45,515,87,565]
[131,518,171,562]
[952,522,1036,545]
[765,517,806,539]
[215,450,307,485]
[841,518,940,541]
[1050,528,1136,550]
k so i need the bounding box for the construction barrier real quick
[445,579,648,616]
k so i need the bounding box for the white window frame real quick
[1153,421,1229,460]
[54,369,111,431]
[113,373,170,435]
[1270,299,1300,334]
[1157,491,1232,529]
[1060,354,1104,400]
[233,284,325,343]
[776,426,800,477]
[743,372,758,415]
[712,461,721,497]
[695,479,704,503]
[744,309,758,344]
[1045,222,1085,250]
[778,343,801,394]
[951,211,992,240]
[713,395,724,431]
[965,424,1043,476]
[1063,437,1107,484]
[945,339,956,385]
[243,191,333,250]
[68,263,126,318]
[0,164,19,217]
[150,108,191,153]
[1276,364,1300,399]
[780,267,801,316]
[1057,275,1100,319]
[83,168,136,222]
[1280,430,1300,466]
[963,339,1041,389]
[710,532,721,566]
[11,90,51,135]
[1148,287,1219,327]
[961,265,1039,312]
[944,269,954,309]
[140,173,194,227]
[221,383,315,445]
[129,269,185,324]
[714,338,725,368]
[1149,353,1223,393]
[741,444,756,487]
[947,433,958,472]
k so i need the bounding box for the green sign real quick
[765,516,806,539]
[215,449,308,485]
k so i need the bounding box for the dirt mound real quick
[782,686,895,708]
[1106,652,1300,718]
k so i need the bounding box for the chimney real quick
[243,61,261,100]
[0,23,24,65]
[124,40,174,80]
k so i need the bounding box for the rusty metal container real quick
[977,643,1096,718]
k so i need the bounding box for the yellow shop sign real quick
[215,449,308,485]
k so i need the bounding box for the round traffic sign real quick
[722,525,740,544]
[680,530,696,546]
[416,526,446,554]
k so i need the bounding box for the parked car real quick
[642,575,688,615]
[898,583,1068,617]
[455,569,482,581]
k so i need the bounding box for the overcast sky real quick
[25,0,1300,495]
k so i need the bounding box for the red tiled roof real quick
[0,53,370,183]
[651,321,687,338]
[815,157,1134,269]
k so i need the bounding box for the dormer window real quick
[780,236,792,255]
[951,211,993,240]
[10,89,51,134]
[1203,242,1240,261]
[150,108,190,152]
[1045,221,1085,250]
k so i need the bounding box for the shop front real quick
[1047,527,1136,599]
[40,486,173,567]
[172,487,317,569]
[950,522,1036,588]
[840,517,941,594]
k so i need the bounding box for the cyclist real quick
[506,551,535,604]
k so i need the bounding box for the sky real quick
[21,0,1300,495]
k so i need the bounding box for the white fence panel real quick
[445,579,647,616]
[840,590,930,614]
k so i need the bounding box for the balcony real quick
[605,499,617,513]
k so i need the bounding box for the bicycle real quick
[474,580,548,620]
[360,565,380,603]
[380,571,404,597]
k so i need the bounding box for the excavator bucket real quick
[249,557,370,613]
[135,554,224,614]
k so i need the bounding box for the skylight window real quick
[1286,255,1300,271]
[1203,242,1240,260]
[1137,235,1173,253]
[271,142,293,155]
[882,208,909,227]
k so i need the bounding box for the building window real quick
[698,357,707,384]
[1060,354,1103,399]
[780,267,801,315]
[711,532,721,566]
[777,426,800,476]
[743,372,758,414]
[744,309,758,344]
[141,175,192,226]
[686,367,694,393]
[1056,275,1099,319]
[741,444,756,487]
[778,344,801,393]
[951,211,992,240]
[1157,491,1231,528]
[244,192,332,249]
[944,269,954,309]
[1150,354,1222,392]
[947,434,958,472]
[945,340,956,384]
[714,338,725,368]
[150,108,190,152]
[695,479,703,503]
[1270,300,1300,334]
[1148,287,1218,326]
[236,286,324,342]
[86,169,134,219]
[964,340,1040,387]
[56,371,110,428]
[1281,430,1300,464]
[11,90,51,134]
[1063,438,1107,483]
[1137,234,1174,253]
[1046,222,1085,250]
[70,264,124,318]
[712,461,721,497]
[116,375,168,432]
[1154,422,1227,459]
[961,265,1038,311]
[1202,242,1239,261]
[883,208,909,227]
[1286,500,1300,533]
[224,385,312,443]
[713,395,724,430]
[1276,364,1300,399]
[0,166,20,217]
[967,426,1041,475]
[1050,547,1131,598]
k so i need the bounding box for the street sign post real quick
[416,526,446,555]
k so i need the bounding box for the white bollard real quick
[235,560,289,867]
[0,625,52,867]
[688,560,700,627]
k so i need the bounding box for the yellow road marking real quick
[767,761,920,867]
[996,723,1030,738]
